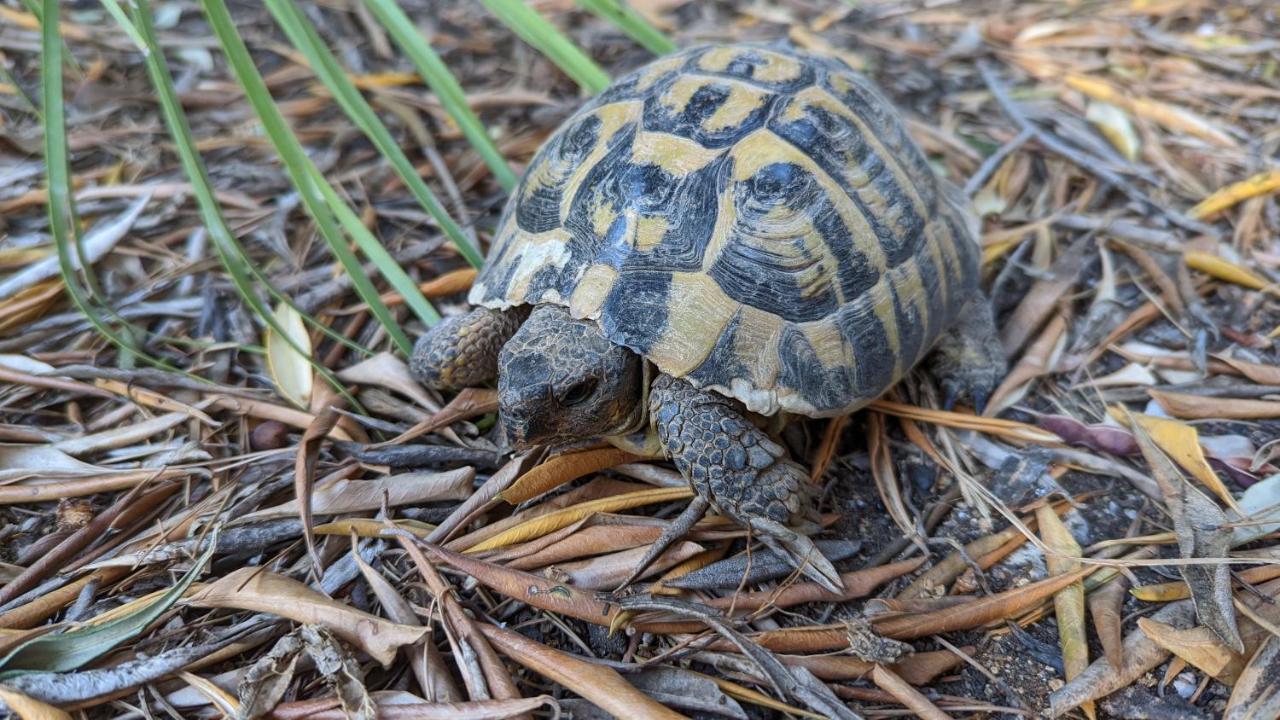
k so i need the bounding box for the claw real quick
[611,496,709,594]
[941,382,961,412]
[972,385,992,415]
[749,518,844,594]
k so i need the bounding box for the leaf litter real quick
[2,0,1280,717]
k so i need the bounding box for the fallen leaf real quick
[465,486,694,553]
[1131,414,1243,512]
[1039,506,1092,719]
[499,446,640,505]
[477,623,685,720]
[1226,635,1280,719]
[243,467,473,521]
[1088,576,1128,670]
[1130,414,1243,652]
[1086,101,1140,160]
[1150,389,1280,420]
[1138,618,1247,684]
[187,568,426,666]
[1191,169,1280,219]
[1065,74,1236,146]
[266,302,313,408]
[1049,600,1196,716]
[871,665,952,720]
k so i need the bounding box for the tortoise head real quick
[498,304,645,448]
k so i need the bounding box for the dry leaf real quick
[466,486,694,553]
[1064,74,1236,146]
[477,623,685,720]
[1150,389,1280,421]
[1191,169,1280,219]
[1039,506,1092,718]
[336,353,439,411]
[424,543,618,626]
[244,467,473,521]
[1131,413,1242,512]
[499,447,640,505]
[1049,600,1196,716]
[187,568,426,666]
[266,302,313,408]
[1139,618,1247,684]
[1130,414,1243,653]
[1226,635,1280,719]
[871,665,952,720]
[1088,577,1128,670]
[1086,101,1140,160]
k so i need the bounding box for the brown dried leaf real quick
[1130,412,1243,652]
[1138,618,1247,684]
[1039,506,1091,717]
[1049,600,1197,716]
[1226,635,1280,720]
[477,623,685,720]
[1088,577,1128,670]
[870,665,952,720]
[296,405,342,575]
[423,543,618,626]
[1150,389,1280,420]
[499,447,641,505]
[187,568,427,666]
[245,467,473,521]
[875,564,1092,639]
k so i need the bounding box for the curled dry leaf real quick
[1226,635,1280,720]
[1038,505,1092,719]
[1151,389,1280,420]
[1131,414,1242,512]
[1049,600,1196,716]
[265,302,313,409]
[1191,168,1280,220]
[1130,412,1243,652]
[336,352,439,412]
[871,665,953,720]
[423,543,618,626]
[1085,101,1139,160]
[186,567,427,666]
[296,404,343,574]
[244,467,473,521]
[1088,577,1128,670]
[1138,618,1247,685]
[477,623,686,720]
[499,446,641,505]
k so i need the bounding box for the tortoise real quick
[411,41,1006,591]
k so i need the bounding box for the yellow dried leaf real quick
[869,400,1059,444]
[1185,251,1269,291]
[1191,169,1280,220]
[500,447,640,505]
[1138,618,1247,684]
[265,302,313,408]
[467,486,694,553]
[1086,101,1140,160]
[1132,414,1243,513]
[1132,580,1192,602]
[177,671,241,717]
[1039,506,1093,719]
[312,517,436,539]
[1064,74,1235,147]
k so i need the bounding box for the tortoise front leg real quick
[410,307,524,390]
[643,374,843,593]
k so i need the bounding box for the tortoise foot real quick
[649,374,843,593]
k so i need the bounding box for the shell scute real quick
[471,42,980,417]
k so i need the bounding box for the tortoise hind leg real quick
[927,296,1007,413]
[410,307,525,390]
[643,374,843,593]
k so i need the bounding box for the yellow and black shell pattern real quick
[469,42,981,418]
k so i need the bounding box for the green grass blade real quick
[40,0,150,368]
[265,0,480,286]
[575,0,675,55]
[479,0,611,93]
[200,0,414,354]
[126,0,372,371]
[97,0,147,52]
[0,531,215,675]
[363,0,517,192]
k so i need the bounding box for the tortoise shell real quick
[469,42,981,418]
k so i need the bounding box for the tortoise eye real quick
[561,378,598,406]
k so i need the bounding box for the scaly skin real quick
[410,307,525,390]
[648,374,841,592]
[927,296,1006,412]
